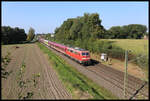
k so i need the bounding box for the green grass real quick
[102,39,148,56]
[37,42,118,99]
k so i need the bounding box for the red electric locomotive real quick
[66,46,91,65]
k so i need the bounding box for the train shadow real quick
[91,59,100,65]
[84,59,100,67]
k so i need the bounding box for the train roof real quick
[68,46,88,52]
[41,38,89,52]
[48,40,67,49]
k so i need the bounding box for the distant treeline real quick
[107,24,148,39]
[1,26,36,44]
[2,26,27,44]
[54,13,147,42]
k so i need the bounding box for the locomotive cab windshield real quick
[82,52,89,56]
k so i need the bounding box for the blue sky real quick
[2,2,149,34]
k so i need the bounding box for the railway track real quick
[96,63,146,87]
[41,42,148,99]
[95,64,148,96]
[86,65,148,99]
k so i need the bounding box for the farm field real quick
[1,43,71,99]
[102,39,148,56]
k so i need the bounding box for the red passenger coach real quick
[48,41,67,54]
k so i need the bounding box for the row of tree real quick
[1,26,35,44]
[107,24,147,39]
[54,13,148,42]
[2,26,27,44]
[2,13,148,44]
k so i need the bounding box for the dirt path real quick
[2,43,71,99]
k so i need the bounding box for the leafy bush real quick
[132,54,148,70]
[107,46,124,60]
[83,39,125,60]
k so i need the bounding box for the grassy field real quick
[102,39,148,56]
[37,42,118,99]
[99,39,148,81]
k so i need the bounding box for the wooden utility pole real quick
[124,50,128,99]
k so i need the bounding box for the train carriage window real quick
[82,53,86,56]
[86,53,89,56]
[82,52,89,56]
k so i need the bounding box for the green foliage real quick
[27,27,35,42]
[1,52,12,79]
[52,13,147,41]
[107,24,147,39]
[54,13,105,41]
[1,26,27,44]
[131,54,148,70]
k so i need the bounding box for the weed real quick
[16,61,40,99]
[1,52,12,79]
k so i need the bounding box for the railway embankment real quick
[37,42,118,99]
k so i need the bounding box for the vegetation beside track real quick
[101,39,148,81]
[37,42,118,99]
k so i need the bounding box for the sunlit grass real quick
[102,39,148,56]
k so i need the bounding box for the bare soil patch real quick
[1,43,71,99]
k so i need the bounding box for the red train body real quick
[39,38,91,65]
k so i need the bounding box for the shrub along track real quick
[41,42,148,99]
[1,43,71,99]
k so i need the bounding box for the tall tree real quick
[27,27,35,41]
[54,13,106,42]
